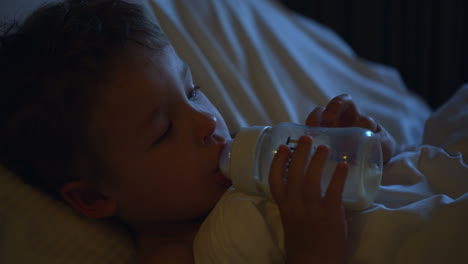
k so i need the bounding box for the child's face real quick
[89,45,232,227]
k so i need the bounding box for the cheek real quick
[139,152,200,185]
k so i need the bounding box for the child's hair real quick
[0,0,169,200]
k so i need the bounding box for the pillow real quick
[0,0,432,263]
[0,166,135,264]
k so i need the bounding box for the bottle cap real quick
[225,126,270,196]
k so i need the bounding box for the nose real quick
[194,110,217,144]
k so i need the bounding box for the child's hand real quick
[306,94,396,164]
[269,136,348,264]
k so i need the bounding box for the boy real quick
[0,0,395,263]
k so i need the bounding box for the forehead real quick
[111,46,179,82]
[88,46,184,141]
[98,46,182,105]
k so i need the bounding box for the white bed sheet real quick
[144,0,430,152]
[0,0,434,263]
[194,85,468,264]
[349,85,468,263]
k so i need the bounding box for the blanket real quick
[0,0,433,263]
[194,85,468,264]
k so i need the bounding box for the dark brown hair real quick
[0,0,169,200]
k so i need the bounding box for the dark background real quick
[279,0,468,109]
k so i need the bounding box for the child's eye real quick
[188,85,200,100]
[153,122,173,145]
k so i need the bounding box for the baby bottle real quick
[220,122,382,211]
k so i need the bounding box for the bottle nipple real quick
[219,141,233,180]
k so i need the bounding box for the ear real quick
[60,181,117,218]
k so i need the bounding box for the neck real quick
[134,218,203,262]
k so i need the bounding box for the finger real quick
[305,107,324,127]
[356,115,378,132]
[303,145,330,203]
[322,94,359,127]
[324,162,348,205]
[339,101,360,127]
[322,94,351,125]
[286,136,313,199]
[269,144,290,203]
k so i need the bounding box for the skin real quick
[270,138,349,264]
[268,94,395,263]
[62,45,233,263]
[305,94,396,164]
[61,44,393,263]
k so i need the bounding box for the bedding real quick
[194,85,468,264]
[349,85,468,263]
[0,0,435,263]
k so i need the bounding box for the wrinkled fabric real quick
[194,86,468,264]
